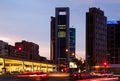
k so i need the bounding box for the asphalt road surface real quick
[0,74,119,81]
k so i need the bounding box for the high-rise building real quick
[50,7,70,64]
[107,20,120,64]
[86,7,107,66]
[70,28,76,58]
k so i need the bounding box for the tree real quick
[71,58,85,72]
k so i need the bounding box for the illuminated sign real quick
[69,62,77,68]
[107,20,118,24]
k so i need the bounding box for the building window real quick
[58,25,66,29]
[58,31,66,38]
[59,11,66,15]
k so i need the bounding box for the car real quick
[72,72,82,80]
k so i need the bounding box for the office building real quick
[15,40,40,60]
[70,28,76,58]
[8,45,16,57]
[50,7,70,64]
[107,20,120,64]
[0,40,9,57]
[86,7,107,66]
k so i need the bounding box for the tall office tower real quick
[107,20,120,64]
[70,28,76,58]
[86,7,107,67]
[50,7,70,64]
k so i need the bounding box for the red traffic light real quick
[103,61,108,66]
[17,46,22,51]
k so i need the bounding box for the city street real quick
[0,73,119,81]
[1,1,120,81]
[76,78,119,81]
[0,76,119,81]
[43,77,119,81]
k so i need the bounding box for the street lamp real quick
[72,52,75,57]
[65,48,68,53]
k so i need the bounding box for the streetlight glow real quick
[65,48,68,52]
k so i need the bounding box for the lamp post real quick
[65,48,69,71]
[65,48,69,62]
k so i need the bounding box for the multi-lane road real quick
[0,73,119,81]
[1,76,119,81]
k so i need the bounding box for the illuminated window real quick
[58,31,66,38]
[59,11,66,15]
[58,25,66,29]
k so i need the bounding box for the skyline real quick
[0,0,120,60]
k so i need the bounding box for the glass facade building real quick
[70,28,76,58]
[107,20,120,64]
[50,7,70,64]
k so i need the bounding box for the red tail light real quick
[74,74,77,77]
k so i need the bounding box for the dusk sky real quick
[0,0,120,60]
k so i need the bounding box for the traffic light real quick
[103,61,108,66]
[17,46,23,52]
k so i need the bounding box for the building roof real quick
[107,20,119,25]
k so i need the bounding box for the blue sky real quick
[0,0,120,59]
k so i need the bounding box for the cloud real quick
[0,36,18,45]
[0,37,12,43]
[0,33,30,45]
